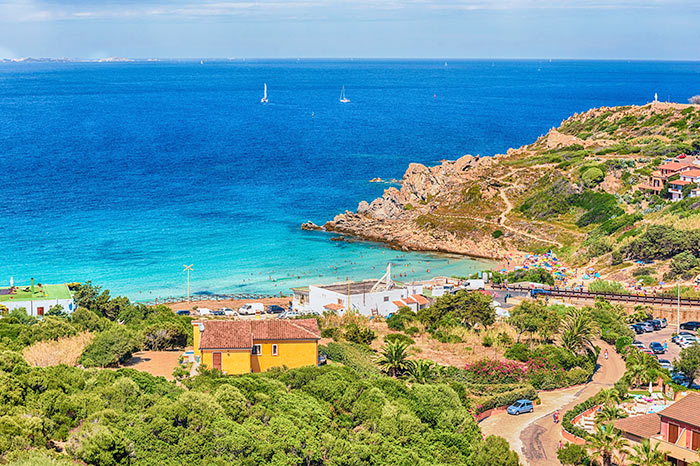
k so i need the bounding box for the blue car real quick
[507,399,534,415]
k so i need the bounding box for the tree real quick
[418,290,495,330]
[509,299,560,343]
[596,388,621,407]
[343,323,376,345]
[626,350,666,388]
[470,435,520,466]
[674,342,700,383]
[560,308,600,355]
[627,438,671,466]
[582,166,605,187]
[46,304,66,317]
[595,405,627,425]
[557,443,588,466]
[376,340,412,377]
[586,423,628,466]
[669,251,699,279]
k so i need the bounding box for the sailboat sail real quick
[261,83,268,103]
[339,86,350,103]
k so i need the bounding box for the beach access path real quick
[479,341,625,466]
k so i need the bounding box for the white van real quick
[238,303,264,316]
[198,308,212,316]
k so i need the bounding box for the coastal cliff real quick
[314,102,700,269]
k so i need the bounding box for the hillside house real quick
[192,319,321,374]
[615,392,700,466]
[0,279,74,317]
[669,168,700,201]
[642,160,693,196]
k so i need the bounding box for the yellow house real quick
[192,319,321,374]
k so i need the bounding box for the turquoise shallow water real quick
[1,59,698,299]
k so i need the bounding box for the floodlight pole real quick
[184,264,194,303]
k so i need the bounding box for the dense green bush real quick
[581,166,605,187]
[343,323,376,345]
[504,343,530,362]
[588,280,627,294]
[79,327,136,368]
[384,333,415,346]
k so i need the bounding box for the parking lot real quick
[635,326,681,362]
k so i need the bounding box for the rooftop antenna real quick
[183,264,193,302]
[371,263,394,293]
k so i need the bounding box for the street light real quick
[677,278,680,335]
[184,264,193,302]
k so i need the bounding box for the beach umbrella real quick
[648,381,653,395]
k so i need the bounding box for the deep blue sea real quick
[1,60,699,300]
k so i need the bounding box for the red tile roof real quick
[392,300,405,308]
[324,303,345,312]
[196,319,320,349]
[658,392,700,427]
[671,179,691,186]
[412,294,429,305]
[614,413,660,439]
[404,296,417,304]
[682,168,700,178]
[659,161,692,171]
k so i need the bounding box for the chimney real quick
[31,278,35,295]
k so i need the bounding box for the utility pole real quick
[677,278,681,335]
[184,264,193,302]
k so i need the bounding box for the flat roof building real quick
[0,279,74,317]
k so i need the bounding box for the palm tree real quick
[560,308,600,355]
[627,439,671,466]
[586,423,628,466]
[625,351,668,389]
[595,405,627,426]
[376,340,412,377]
[406,359,435,383]
[596,388,621,407]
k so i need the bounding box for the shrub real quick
[557,443,588,466]
[492,230,503,239]
[562,395,599,439]
[581,166,605,187]
[588,280,626,294]
[384,333,415,346]
[615,335,633,353]
[343,323,376,345]
[474,385,539,414]
[481,335,494,347]
[404,326,420,336]
[504,343,530,362]
[320,328,339,340]
[497,332,513,347]
[79,327,135,368]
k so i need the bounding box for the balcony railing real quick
[650,435,700,464]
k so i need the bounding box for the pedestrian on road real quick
[664,341,668,351]
[552,412,556,423]
[604,349,608,360]
[558,440,562,450]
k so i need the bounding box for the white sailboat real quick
[260,83,268,103]
[339,85,350,103]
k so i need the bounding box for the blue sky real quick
[0,0,698,59]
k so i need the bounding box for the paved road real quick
[480,341,625,466]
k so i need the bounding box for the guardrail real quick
[491,284,700,307]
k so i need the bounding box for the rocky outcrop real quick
[301,221,322,231]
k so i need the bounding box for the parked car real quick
[238,303,264,316]
[212,310,225,316]
[632,341,645,349]
[637,322,654,333]
[647,320,662,331]
[197,308,212,316]
[659,318,667,328]
[267,305,286,314]
[680,339,698,349]
[220,308,237,316]
[649,342,665,354]
[679,331,696,337]
[658,359,673,370]
[630,324,645,335]
[680,321,700,331]
[175,309,190,316]
[641,347,656,356]
[507,399,534,415]
[280,310,300,319]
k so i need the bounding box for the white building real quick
[292,265,426,317]
[0,280,75,317]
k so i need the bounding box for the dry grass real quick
[22,332,94,367]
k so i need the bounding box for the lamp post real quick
[677,278,680,335]
[184,264,193,302]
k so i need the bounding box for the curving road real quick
[480,341,625,466]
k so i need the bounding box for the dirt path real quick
[480,341,625,466]
[442,213,563,247]
[499,186,514,226]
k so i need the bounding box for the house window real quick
[668,423,680,443]
[37,307,44,316]
[692,430,700,451]
[272,344,278,356]
[383,296,389,302]
[252,344,261,355]
[337,298,343,305]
